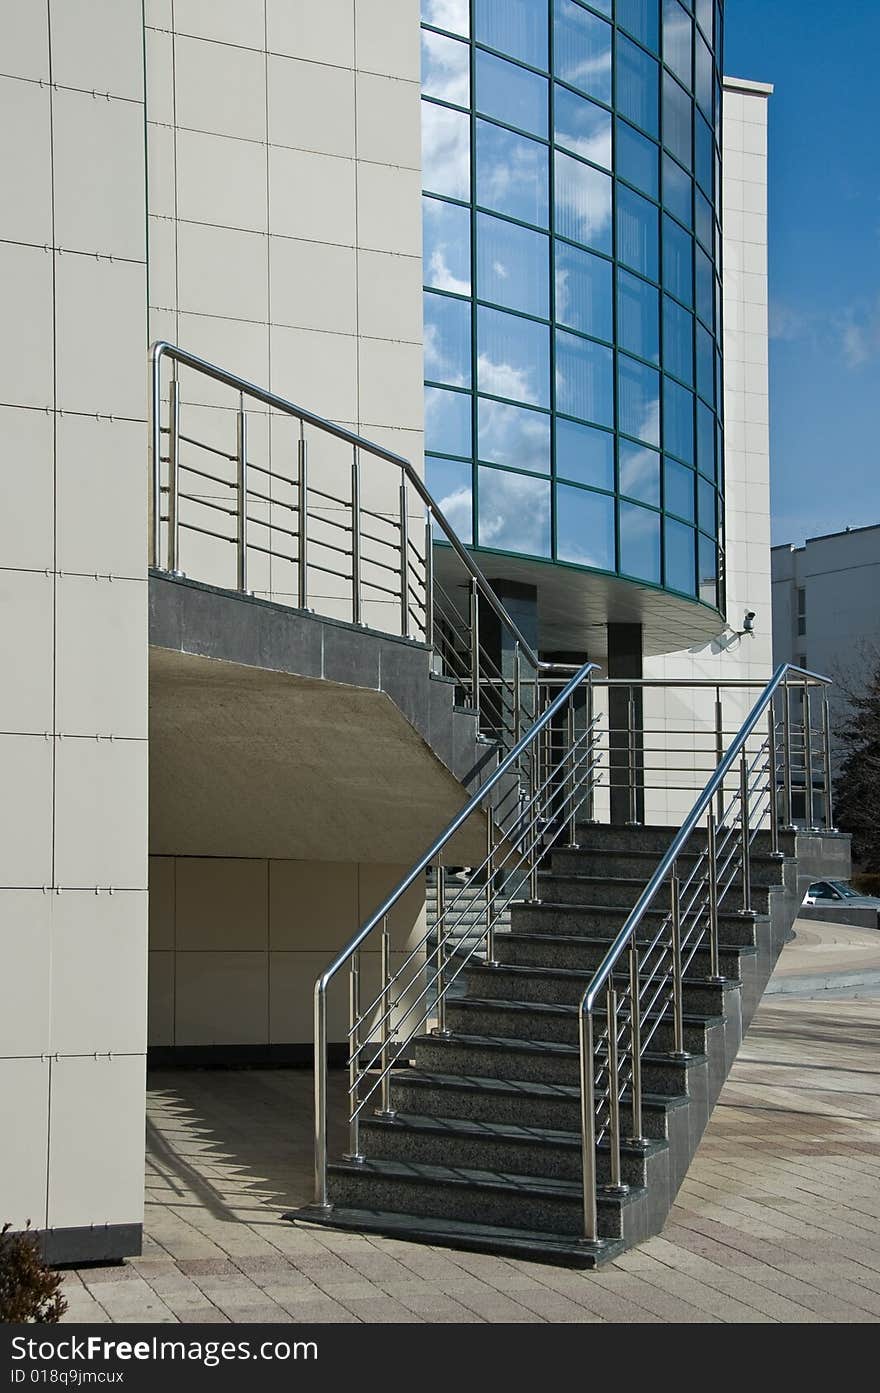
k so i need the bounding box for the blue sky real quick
[724,0,880,545]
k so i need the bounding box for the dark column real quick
[607,622,644,825]
[480,580,539,738]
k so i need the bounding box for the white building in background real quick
[1,1,775,1266]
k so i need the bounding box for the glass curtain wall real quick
[421,0,725,608]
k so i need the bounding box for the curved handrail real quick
[150,339,549,672]
[579,663,831,1017]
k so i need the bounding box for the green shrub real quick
[0,1223,67,1323]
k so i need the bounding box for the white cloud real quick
[429,247,470,296]
[422,0,469,34]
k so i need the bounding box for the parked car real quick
[802,879,880,911]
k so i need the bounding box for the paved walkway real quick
[61,948,880,1322]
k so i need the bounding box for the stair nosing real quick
[327,1154,648,1206]
[397,1069,690,1110]
[360,1109,667,1158]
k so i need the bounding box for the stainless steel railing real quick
[576,664,834,1242]
[150,341,563,754]
[312,659,603,1210]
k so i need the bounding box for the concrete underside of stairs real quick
[294,824,852,1266]
[149,572,491,864]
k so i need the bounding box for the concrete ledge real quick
[26,1223,143,1268]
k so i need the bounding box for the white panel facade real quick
[0,1,148,1245]
[642,80,774,824]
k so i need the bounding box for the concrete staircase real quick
[303,819,847,1266]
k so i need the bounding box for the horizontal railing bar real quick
[177,493,237,517]
[178,432,237,462]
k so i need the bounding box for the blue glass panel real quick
[476,120,549,227]
[421,29,470,105]
[694,186,712,251]
[474,0,548,68]
[555,418,614,490]
[556,484,615,570]
[663,0,692,88]
[664,456,695,520]
[663,375,694,463]
[662,295,693,385]
[696,0,712,42]
[698,530,717,605]
[663,214,693,305]
[478,397,551,473]
[696,320,714,405]
[617,185,659,282]
[695,243,713,327]
[555,330,614,427]
[665,517,696,594]
[663,72,692,168]
[694,111,713,196]
[716,417,723,487]
[617,0,660,53]
[620,501,661,583]
[554,0,612,105]
[423,198,471,294]
[695,30,712,116]
[554,86,612,170]
[696,398,715,478]
[555,242,613,341]
[477,304,550,407]
[476,212,549,317]
[422,0,470,37]
[476,49,548,138]
[425,385,472,457]
[424,291,471,387]
[616,35,659,136]
[554,150,612,252]
[620,440,661,506]
[663,153,692,226]
[422,101,470,199]
[427,456,472,543]
[618,354,661,446]
[616,119,659,199]
[618,269,660,363]
[697,474,715,534]
[477,465,551,556]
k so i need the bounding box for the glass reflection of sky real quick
[477,212,549,318]
[554,0,612,106]
[555,242,613,342]
[427,455,473,543]
[421,29,469,105]
[425,385,472,458]
[424,291,471,388]
[557,483,615,570]
[620,500,661,583]
[478,397,551,474]
[478,465,551,557]
[422,101,470,199]
[476,120,549,227]
[423,198,471,295]
[478,305,551,407]
[554,86,612,170]
[476,49,548,138]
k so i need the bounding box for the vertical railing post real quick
[151,349,163,568]
[167,374,181,574]
[714,688,725,823]
[626,686,638,824]
[627,938,643,1145]
[804,680,815,830]
[585,677,596,824]
[706,808,721,981]
[740,747,752,914]
[434,863,448,1037]
[424,509,434,650]
[822,690,835,831]
[344,953,364,1162]
[529,745,539,901]
[513,642,522,745]
[670,868,686,1056]
[565,695,577,847]
[603,985,628,1194]
[297,427,308,610]
[469,576,480,717]
[782,678,793,828]
[313,982,330,1209]
[485,811,497,965]
[768,702,781,857]
[578,1007,598,1243]
[399,479,409,639]
[236,403,248,592]
[351,448,361,625]
[378,915,396,1118]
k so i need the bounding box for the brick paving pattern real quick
[61,993,880,1323]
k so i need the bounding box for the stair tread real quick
[327,1154,647,1204]
[502,926,759,953]
[291,1204,620,1267]
[415,1031,706,1067]
[363,1109,666,1156]
[470,953,748,977]
[450,994,725,1027]
[398,1069,690,1110]
[547,849,788,866]
[517,900,765,920]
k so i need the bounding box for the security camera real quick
[742,611,756,634]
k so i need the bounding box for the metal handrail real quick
[577,662,832,1242]
[312,657,601,1210]
[150,340,549,673]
